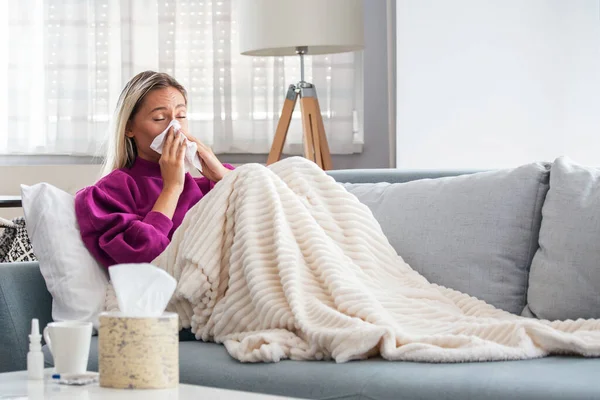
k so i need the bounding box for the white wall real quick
[0,165,102,219]
[396,0,600,169]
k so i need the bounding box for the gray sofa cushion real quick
[343,163,550,315]
[44,338,600,400]
[525,157,600,320]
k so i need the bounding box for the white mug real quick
[43,321,92,374]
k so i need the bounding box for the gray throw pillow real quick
[343,163,550,315]
[525,157,600,320]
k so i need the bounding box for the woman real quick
[75,71,234,268]
[86,71,600,363]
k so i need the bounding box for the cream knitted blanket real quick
[107,157,600,363]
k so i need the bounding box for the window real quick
[2,0,363,157]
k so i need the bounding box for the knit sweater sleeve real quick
[75,171,172,268]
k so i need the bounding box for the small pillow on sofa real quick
[343,162,550,315]
[525,157,600,320]
[21,183,108,328]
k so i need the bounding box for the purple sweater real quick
[75,157,234,268]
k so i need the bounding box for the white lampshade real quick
[236,0,364,56]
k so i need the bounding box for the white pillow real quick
[21,183,108,329]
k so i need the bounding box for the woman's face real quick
[125,86,188,163]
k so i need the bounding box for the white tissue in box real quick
[109,264,176,317]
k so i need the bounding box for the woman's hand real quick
[159,126,187,194]
[181,130,230,182]
[151,126,186,219]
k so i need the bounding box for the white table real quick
[0,369,295,399]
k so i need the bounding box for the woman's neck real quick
[128,156,162,177]
[136,151,161,164]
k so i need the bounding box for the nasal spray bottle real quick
[27,318,44,380]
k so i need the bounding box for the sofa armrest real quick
[0,262,52,372]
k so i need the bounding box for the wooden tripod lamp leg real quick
[299,96,319,165]
[313,97,333,170]
[299,85,333,170]
[267,85,298,165]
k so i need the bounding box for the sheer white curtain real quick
[2,0,363,156]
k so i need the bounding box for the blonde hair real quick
[102,71,187,176]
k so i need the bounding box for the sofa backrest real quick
[328,163,551,315]
[327,169,480,184]
[0,262,53,372]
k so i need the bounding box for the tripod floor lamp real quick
[237,0,364,170]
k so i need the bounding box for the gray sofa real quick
[1,159,599,400]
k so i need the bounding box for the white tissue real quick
[150,119,202,172]
[109,264,177,317]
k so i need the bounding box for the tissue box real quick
[98,311,179,389]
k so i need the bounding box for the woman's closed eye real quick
[153,115,185,122]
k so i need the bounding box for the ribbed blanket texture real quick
[105,157,600,363]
